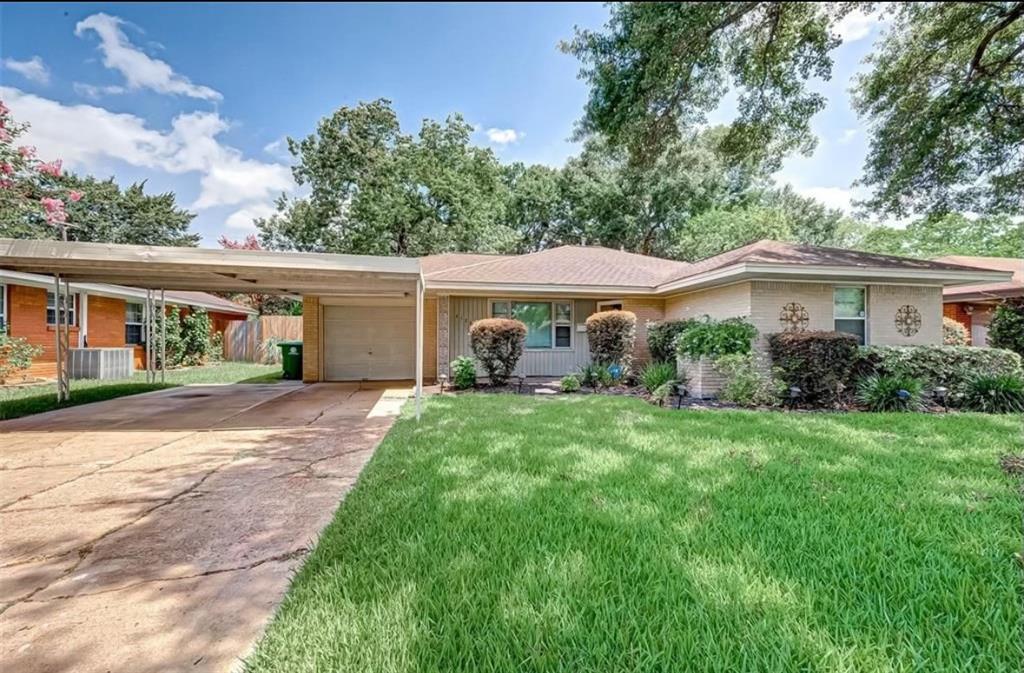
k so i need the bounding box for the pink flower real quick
[18,145,35,159]
[0,101,8,116]
[0,163,12,175]
[41,197,67,225]
[0,178,12,190]
[68,190,83,202]
[0,128,9,143]
[37,160,62,177]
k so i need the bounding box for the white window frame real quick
[489,299,574,351]
[125,301,145,345]
[0,283,6,332]
[46,291,77,327]
[833,285,868,345]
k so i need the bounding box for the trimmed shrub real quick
[647,319,697,363]
[586,310,636,367]
[469,318,526,386]
[677,317,758,359]
[450,356,477,390]
[988,299,1024,356]
[0,329,43,383]
[639,361,676,394]
[942,317,968,346]
[856,374,925,412]
[768,331,860,406]
[961,374,1024,413]
[858,345,1023,395]
[714,353,785,407]
[560,374,581,393]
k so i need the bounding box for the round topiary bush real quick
[942,316,968,346]
[585,310,636,368]
[469,318,526,386]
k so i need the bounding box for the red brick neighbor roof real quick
[163,290,255,315]
[422,240,1002,291]
[423,245,689,288]
[935,256,1024,300]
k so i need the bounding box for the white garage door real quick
[322,305,415,380]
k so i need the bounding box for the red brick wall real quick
[620,297,666,366]
[85,295,127,348]
[7,285,76,378]
[943,302,973,344]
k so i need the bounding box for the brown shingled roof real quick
[424,246,690,288]
[935,255,1024,299]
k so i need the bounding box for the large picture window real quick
[490,300,573,349]
[46,291,76,326]
[125,302,145,344]
[833,287,866,345]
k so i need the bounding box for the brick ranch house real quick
[300,240,1011,383]
[0,269,255,378]
[935,256,1024,347]
[0,238,1011,391]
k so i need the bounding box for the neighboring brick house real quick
[934,256,1024,347]
[0,270,255,378]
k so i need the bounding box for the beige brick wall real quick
[424,296,437,382]
[302,295,320,382]
[620,297,665,365]
[664,282,752,321]
[867,284,942,346]
[750,281,833,350]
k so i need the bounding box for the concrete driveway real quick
[0,382,410,673]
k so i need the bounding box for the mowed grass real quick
[245,395,1023,673]
[0,361,282,420]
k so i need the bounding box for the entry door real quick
[322,305,415,380]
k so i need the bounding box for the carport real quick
[0,238,426,417]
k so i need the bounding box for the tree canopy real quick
[565,2,1024,218]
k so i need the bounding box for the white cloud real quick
[834,9,878,43]
[485,128,522,145]
[2,56,50,84]
[2,87,292,211]
[75,13,222,101]
[838,128,858,144]
[263,137,292,161]
[73,82,127,99]
[225,202,278,231]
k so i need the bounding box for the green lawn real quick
[0,361,282,420]
[245,395,1022,673]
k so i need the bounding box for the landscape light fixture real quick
[438,373,448,393]
[933,386,948,411]
[785,386,802,410]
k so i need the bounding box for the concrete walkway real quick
[0,382,409,673]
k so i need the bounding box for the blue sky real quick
[1,3,884,246]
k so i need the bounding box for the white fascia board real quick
[655,263,1015,294]
[0,238,422,276]
[424,281,656,296]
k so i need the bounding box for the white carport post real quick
[415,274,424,420]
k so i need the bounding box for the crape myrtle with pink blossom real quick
[0,100,199,246]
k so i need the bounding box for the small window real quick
[46,291,76,326]
[554,302,572,348]
[491,301,510,318]
[0,283,6,331]
[125,302,144,344]
[834,287,866,345]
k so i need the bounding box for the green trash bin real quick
[278,340,303,380]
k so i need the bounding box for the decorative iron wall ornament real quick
[779,302,809,332]
[894,305,921,336]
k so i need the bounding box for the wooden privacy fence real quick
[223,316,303,363]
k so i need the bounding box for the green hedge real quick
[768,331,861,406]
[646,319,697,363]
[676,317,758,359]
[857,345,1023,393]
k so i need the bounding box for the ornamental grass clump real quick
[585,310,636,368]
[469,318,526,386]
[639,361,676,394]
[961,374,1024,413]
[856,374,925,412]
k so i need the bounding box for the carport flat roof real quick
[0,238,422,296]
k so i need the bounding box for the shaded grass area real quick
[245,395,1023,673]
[0,362,282,420]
